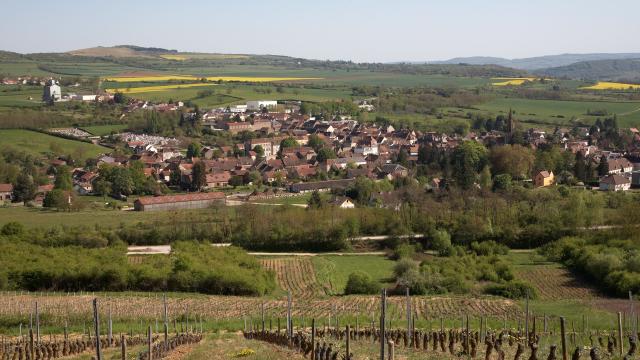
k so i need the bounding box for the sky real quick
[2,0,640,63]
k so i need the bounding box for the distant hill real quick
[68,45,178,58]
[0,50,24,61]
[534,58,640,82]
[430,53,640,71]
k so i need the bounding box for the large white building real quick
[247,100,278,111]
[42,80,61,103]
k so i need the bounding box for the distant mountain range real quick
[428,53,640,71]
[534,58,640,82]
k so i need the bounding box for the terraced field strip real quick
[260,258,327,299]
[516,265,600,300]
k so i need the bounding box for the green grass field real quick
[105,82,354,107]
[0,129,110,159]
[0,85,43,108]
[312,255,395,295]
[80,124,128,136]
[476,97,640,127]
[0,206,155,228]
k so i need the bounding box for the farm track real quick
[0,293,521,321]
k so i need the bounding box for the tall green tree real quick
[186,142,202,159]
[308,134,324,152]
[316,148,337,163]
[452,141,488,189]
[54,166,73,190]
[13,171,37,204]
[280,137,298,149]
[489,144,535,179]
[191,161,207,191]
[598,156,609,176]
[112,168,134,196]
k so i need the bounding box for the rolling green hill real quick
[535,58,640,82]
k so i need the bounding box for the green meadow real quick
[0,129,110,159]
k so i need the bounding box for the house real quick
[226,122,253,134]
[205,172,231,188]
[534,171,555,187]
[599,175,631,191]
[607,158,633,175]
[379,164,409,179]
[331,197,355,209]
[354,137,379,156]
[0,184,13,202]
[134,192,225,211]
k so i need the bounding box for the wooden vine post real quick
[93,298,102,360]
[163,293,169,350]
[560,317,567,360]
[346,324,351,359]
[148,325,153,360]
[121,334,126,360]
[380,288,387,360]
[406,287,412,346]
[618,312,624,356]
[287,291,293,344]
[311,318,316,360]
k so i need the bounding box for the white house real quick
[354,137,379,156]
[247,100,278,111]
[599,175,631,191]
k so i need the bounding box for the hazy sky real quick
[2,0,640,62]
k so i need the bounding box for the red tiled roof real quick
[37,184,54,193]
[0,183,13,192]
[136,192,225,206]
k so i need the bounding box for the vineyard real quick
[0,293,521,335]
[515,265,601,300]
[260,258,328,299]
[0,290,637,360]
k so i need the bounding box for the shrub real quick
[391,243,417,260]
[470,241,509,256]
[393,258,419,278]
[344,271,380,295]
[485,280,536,299]
[430,229,452,256]
[1,222,24,236]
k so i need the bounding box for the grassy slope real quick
[0,129,110,159]
[477,97,640,127]
[312,255,395,295]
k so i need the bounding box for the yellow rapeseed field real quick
[492,77,538,86]
[103,75,199,82]
[581,81,640,90]
[105,83,217,94]
[103,75,322,83]
[160,54,187,61]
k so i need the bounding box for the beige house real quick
[534,171,554,187]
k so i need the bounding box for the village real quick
[1,80,639,212]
